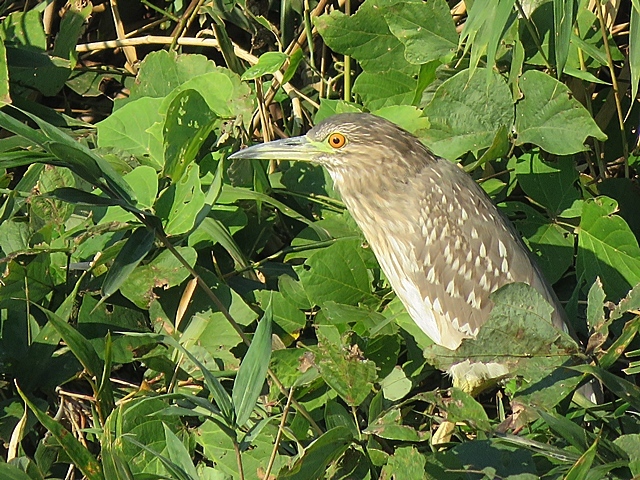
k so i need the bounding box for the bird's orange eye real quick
[328,132,346,148]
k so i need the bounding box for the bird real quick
[230,113,579,394]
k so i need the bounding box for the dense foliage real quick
[0,0,639,479]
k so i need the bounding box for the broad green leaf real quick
[52,1,91,64]
[118,50,218,107]
[380,447,427,480]
[380,366,412,401]
[17,385,104,480]
[101,227,156,300]
[0,464,33,480]
[315,0,412,73]
[163,89,217,182]
[586,277,606,332]
[257,289,306,335]
[315,0,420,109]
[196,416,280,477]
[352,70,420,110]
[322,301,395,337]
[577,197,640,301]
[502,202,573,285]
[6,47,71,96]
[315,331,377,406]
[232,295,273,426]
[424,283,579,396]
[155,163,206,235]
[515,153,580,216]
[420,68,514,160]
[364,408,425,441]
[296,238,377,307]
[120,247,197,309]
[446,388,492,432]
[158,69,253,122]
[96,97,165,170]
[278,426,353,479]
[121,435,196,480]
[1,10,46,48]
[324,400,359,437]
[613,434,640,477]
[103,397,184,476]
[241,51,287,80]
[515,70,607,154]
[383,0,457,64]
[373,105,430,134]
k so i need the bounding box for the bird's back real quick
[331,138,567,350]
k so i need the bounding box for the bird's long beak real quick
[229,136,321,162]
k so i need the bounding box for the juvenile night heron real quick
[230,113,572,391]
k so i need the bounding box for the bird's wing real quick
[385,162,554,350]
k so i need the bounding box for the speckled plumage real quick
[300,113,567,349]
[230,113,569,375]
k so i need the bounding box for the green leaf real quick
[630,3,640,107]
[502,202,573,285]
[553,0,576,77]
[297,238,377,307]
[565,438,598,480]
[383,0,457,64]
[278,426,353,479]
[586,277,606,332]
[163,89,217,182]
[0,106,136,204]
[315,331,378,406]
[120,50,217,106]
[96,97,165,170]
[380,366,412,401]
[163,424,199,479]
[40,307,104,380]
[241,52,288,80]
[101,227,156,300]
[515,153,580,216]
[515,70,607,154]
[577,197,640,301]
[232,295,273,426]
[315,0,411,73]
[0,40,10,106]
[459,0,516,77]
[420,68,514,160]
[364,408,425,441]
[52,1,92,63]
[0,463,33,480]
[424,283,579,396]
[380,447,427,480]
[17,385,104,480]
[155,163,206,235]
[120,247,197,309]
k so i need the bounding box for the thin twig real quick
[264,386,295,479]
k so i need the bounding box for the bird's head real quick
[229,113,433,175]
